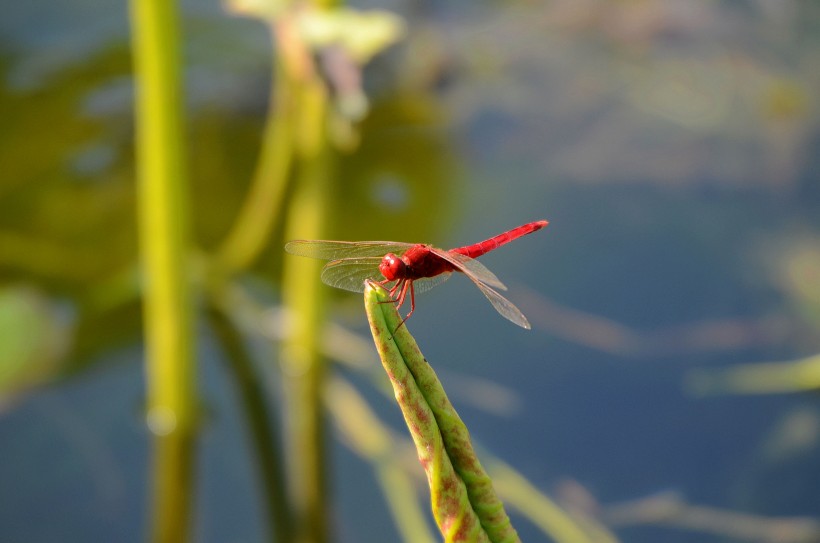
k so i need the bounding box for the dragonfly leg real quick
[377,279,417,331]
[376,279,401,303]
[389,281,402,298]
[378,277,393,290]
[395,281,416,330]
[408,281,416,318]
[395,279,411,308]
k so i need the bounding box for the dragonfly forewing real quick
[285,240,415,260]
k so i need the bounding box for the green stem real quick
[207,303,293,543]
[280,77,333,543]
[129,0,196,540]
[326,375,437,543]
[216,49,295,273]
[364,283,520,543]
[149,434,195,543]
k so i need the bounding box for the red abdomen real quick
[451,220,548,259]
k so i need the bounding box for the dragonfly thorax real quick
[379,253,406,281]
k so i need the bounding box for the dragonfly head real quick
[379,253,406,281]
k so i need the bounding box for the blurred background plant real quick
[2,0,820,542]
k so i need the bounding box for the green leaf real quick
[364,282,520,543]
[0,285,72,405]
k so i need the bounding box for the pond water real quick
[2,1,820,542]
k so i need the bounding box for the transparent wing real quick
[428,248,507,291]
[320,257,384,293]
[412,272,452,294]
[471,280,531,329]
[285,240,415,260]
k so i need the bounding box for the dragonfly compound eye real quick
[379,253,405,280]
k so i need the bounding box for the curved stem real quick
[207,303,293,543]
[216,47,295,273]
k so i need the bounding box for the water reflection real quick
[1,1,820,542]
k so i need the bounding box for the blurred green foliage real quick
[0,285,71,405]
[3,1,820,541]
[0,28,457,400]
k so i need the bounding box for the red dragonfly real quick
[285,220,548,329]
